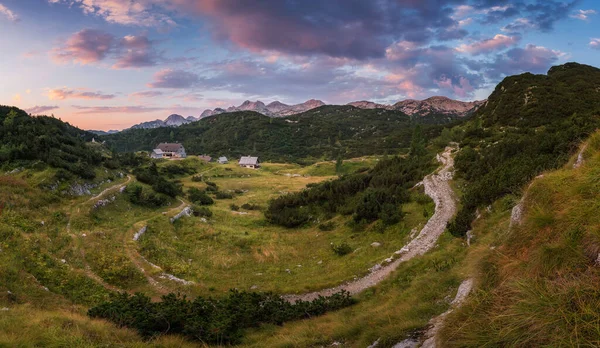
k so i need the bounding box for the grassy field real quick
[0,155,447,346]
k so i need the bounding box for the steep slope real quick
[102,106,445,162]
[448,62,600,236]
[0,105,106,178]
[439,131,600,347]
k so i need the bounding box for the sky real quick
[0,0,598,130]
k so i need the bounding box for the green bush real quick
[88,290,356,344]
[318,221,336,231]
[331,242,353,256]
[230,204,240,211]
[192,205,213,218]
[241,203,262,211]
[188,187,214,205]
[216,191,234,199]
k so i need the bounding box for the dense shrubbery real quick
[331,242,353,256]
[125,184,169,207]
[88,290,355,344]
[192,205,213,218]
[187,187,214,205]
[0,106,103,178]
[265,142,433,228]
[449,63,600,236]
[241,203,262,211]
[133,163,182,198]
[215,191,233,199]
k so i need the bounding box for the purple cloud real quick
[25,105,59,114]
[52,29,113,64]
[48,88,116,100]
[486,44,565,78]
[147,69,201,88]
[72,105,165,114]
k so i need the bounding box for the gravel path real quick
[85,175,131,204]
[284,146,457,303]
[574,143,588,169]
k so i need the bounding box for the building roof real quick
[239,156,259,165]
[218,156,228,162]
[156,143,184,152]
[198,155,212,162]
[152,149,164,154]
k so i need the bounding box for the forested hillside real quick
[448,63,600,235]
[0,106,103,178]
[102,106,448,162]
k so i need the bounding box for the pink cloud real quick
[25,105,60,114]
[590,38,600,50]
[72,105,165,114]
[147,69,200,88]
[48,88,116,100]
[0,3,18,22]
[457,34,520,55]
[570,9,596,21]
[129,91,164,99]
[52,29,113,64]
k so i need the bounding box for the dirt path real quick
[389,278,474,348]
[284,146,458,302]
[85,175,131,204]
[64,176,132,293]
[125,198,195,293]
[574,143,588,169]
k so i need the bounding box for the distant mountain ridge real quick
[111,96,483,131]
[200,99,326,118]
[347,96,485,117]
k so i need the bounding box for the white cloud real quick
[0,3,18,22]
[590,38,600,50]
[570,9,597,21]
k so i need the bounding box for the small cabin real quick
[151,143,186,159]
[217,156,228,164]
[198,155,212,162]
[239,156,260,169]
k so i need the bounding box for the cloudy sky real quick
[0,0,598,130]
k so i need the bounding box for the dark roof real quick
[198,155,212,162]
[156,143,184,152]
[239,156,259,165]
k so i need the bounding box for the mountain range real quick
[97,96,484,133]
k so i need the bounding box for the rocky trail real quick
[125,198,196,293]
[284,146,458,303]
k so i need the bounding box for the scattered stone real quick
[256,273,263,276]
[371,242,382,247]
[81,233,87,237]
[158,273,194,285]
[369,264,382,272]
[200,218,208,223]
[60,259,66,264]
[170,206,192,223]
[119,186,127,193]
[250,285,258,290]
[43,287,49,291]
[40,221,45,226]
[297,264,302,268]
[1,308,9,311]
[367,338,380,348]
[595,253,600,267]
[466,230,473,246]
[384,257,394,263]
[331,342,342,347]
[285,269,291,274]
[317,260,323,265]
[133,226,147,241]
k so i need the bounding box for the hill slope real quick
[102,106,446,162]
[448,62,600,236]
[439,130,600,347]
[0,105,105,179]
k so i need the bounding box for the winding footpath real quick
[65,176,132,293]
[125,198,196,293]
[284,146,458,302]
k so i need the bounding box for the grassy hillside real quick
[438,131,600,346]
[448,62,600,236]
[102,106,446,162]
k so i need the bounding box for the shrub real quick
[191,175,203,182]
[241,203,262,211]
[331,242,353,256]
[216,191,234,199]
[188,187,214,205]
[230,204,240,211]
[125,184,169,207]
[88,290,355,345]
[192,205,213,218]
[318,221,336,231]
